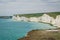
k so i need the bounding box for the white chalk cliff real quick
[12,14,60,27]
[54,15,60,27]
[29,17,39,22]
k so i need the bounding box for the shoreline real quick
[18,29,60,40]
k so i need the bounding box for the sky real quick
[0,0,60,16]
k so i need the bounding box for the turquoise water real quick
[0,19,56,40]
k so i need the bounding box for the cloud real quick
[42,0,60,3]
[0,0,60,16]
[0,0,16,3]
[0,0,60,3]
[48,0,60,2]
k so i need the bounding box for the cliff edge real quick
[18,30,60,40]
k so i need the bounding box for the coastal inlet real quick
[0,19,56,40]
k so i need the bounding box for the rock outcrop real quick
[18,30,60,40]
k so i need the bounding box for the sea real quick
[0,19,56,40]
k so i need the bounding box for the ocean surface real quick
[0,19,56,40]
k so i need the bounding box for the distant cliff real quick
[12,12,60,27]
[0,16,12,19]
[18,30,60,40]
[14,12,60,18]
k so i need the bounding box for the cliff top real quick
[14,12,60,18]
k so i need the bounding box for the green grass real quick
[14,12,60,18]
[47,12,60,18]
[14,13,44,18]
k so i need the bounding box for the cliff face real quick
[12,13,60,27]
[54,15,60,27]
[18,30,60,40]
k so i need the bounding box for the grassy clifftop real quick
[14,12,60,18]
[14,13,44,18]
[47,12,60,18]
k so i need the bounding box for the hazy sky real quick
[0,0,60,16]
